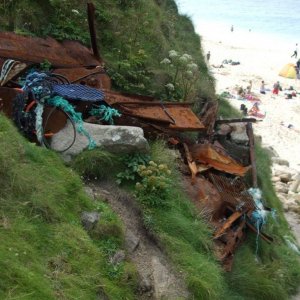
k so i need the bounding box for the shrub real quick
[135,161,172,207]
[116,153,150,184]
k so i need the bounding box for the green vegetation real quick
[139,141,300,299]
[0,0,300,298]
[0,0,215,102]
[71,148,117,180]
[217,96,300,299]
[0,115,136,299]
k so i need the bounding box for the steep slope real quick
[0,115,137,299]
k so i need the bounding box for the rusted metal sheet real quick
[0,87,21,117]
[199,100,218,136]
[207,172,254,211]
[0,32,101,67]
[54,67,111,89]
[104,91,205,131]
[214,210,243,239]
[216,117,262,124]
[183,143,198,183]
[190,143,250,176]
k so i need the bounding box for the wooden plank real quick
[216,118,262,124]
[214,210,243,239]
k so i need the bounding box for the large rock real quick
[275,183,289,194]
[151,256,189,299]
[272,157,290,167]
[290,179,300,193]
[125,230,140,253]
[280,173,292,183]
[51,121,149,157]
[81,211,100,231]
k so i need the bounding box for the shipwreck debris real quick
[0,2,275,272]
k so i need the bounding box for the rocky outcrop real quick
[270,157,300,248]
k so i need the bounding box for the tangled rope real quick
[248,188,276,256]
[19,72,97,150]
[48,96,96,149]
[89,105,121,125]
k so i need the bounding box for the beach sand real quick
[200,28,300,172]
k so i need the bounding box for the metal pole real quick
[87,2,100,60]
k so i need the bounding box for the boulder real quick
[290,176,300,193]
[84,186,95,200]
[81,211,100,231]
[264,146,279,158]
[151,256,173,299]
[51,121,149,157]
[271,176,281,183]
[271,157,289,167]
[280,173,292,183]
[275,183,289,194]
[125,230,140,253]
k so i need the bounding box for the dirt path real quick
[87,181,189,300]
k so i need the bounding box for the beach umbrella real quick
[279,63,296,79]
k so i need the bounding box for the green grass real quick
[0,115,136,300]
[132,140,300,299]
[0,0,215,101]
[216,95,300,299]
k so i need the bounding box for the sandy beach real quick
[200,28,300,172]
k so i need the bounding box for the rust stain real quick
[104,91,205,131]
[0,32,101,67]
[190,143,250,176]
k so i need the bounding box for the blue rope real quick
[47,96,96,149]
[89,105,121,125]
[22,72,97,150]
[248,188,276,256]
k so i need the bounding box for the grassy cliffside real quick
[0,0,214,101]
[0,116,137,299]
[1,1,300,299]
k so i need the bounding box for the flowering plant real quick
[160,50,200,102]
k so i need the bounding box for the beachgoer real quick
[260,80,266,94]
[206,51,211,62]
[231,25,234,32]
[297,59,300,69]
[291,43,298,58]
[246,80,252,94]
[272,81,280,95]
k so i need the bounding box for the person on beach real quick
[272,81,280,95]
[291,43,298,58]
[231,25,234,32]
[246,80,252,94]
[206,51,211,62]
[297,59,300,69]
[260,81,266,94]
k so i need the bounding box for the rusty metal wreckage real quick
[0,2,271,271]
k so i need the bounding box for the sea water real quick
[176,0,300,51]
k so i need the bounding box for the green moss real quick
[0,115,135,299]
